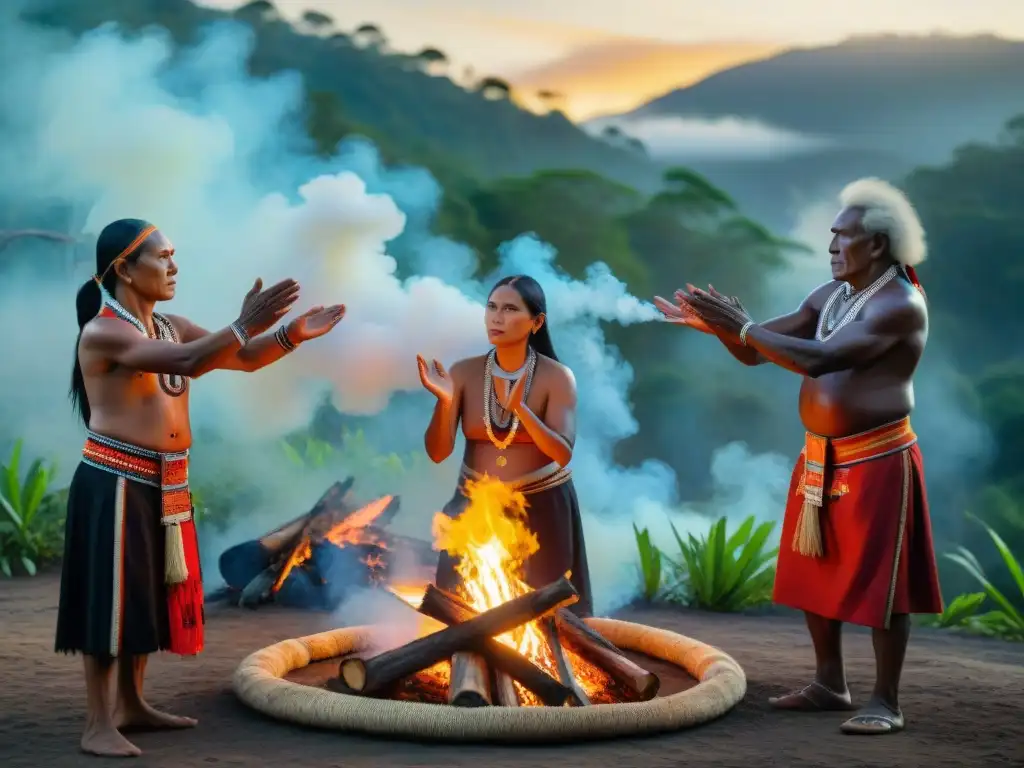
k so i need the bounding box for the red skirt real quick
[772,443,943,629]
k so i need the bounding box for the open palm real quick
[289,304,346,342]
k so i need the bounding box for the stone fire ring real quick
[232,617,746,742]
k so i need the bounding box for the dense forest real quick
[4,0,1023,616]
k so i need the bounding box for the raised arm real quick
[166,304,345,377]
[742,288,926,378]
[420,356,465,464]
[507,362,576,468]
[82,319,244,377]
[82,277,300,377]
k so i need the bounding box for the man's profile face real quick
[120,230,178,301]
[828,206,875,282]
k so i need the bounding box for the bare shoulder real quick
[449,355,486,382]
[536,354,576,389]
[80,315,134,347]
[866,278,927,329]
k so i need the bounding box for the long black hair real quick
[69,218,155,426]
[489,274,559,362]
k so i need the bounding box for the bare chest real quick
[461,377,549,442]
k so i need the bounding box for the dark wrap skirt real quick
[55,463,171,659]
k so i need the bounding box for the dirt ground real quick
[2,571,1021,768]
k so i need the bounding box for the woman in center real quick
[417,275,593,617]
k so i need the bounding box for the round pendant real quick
[496,455,507,468]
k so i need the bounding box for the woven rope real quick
[233,618,746,741]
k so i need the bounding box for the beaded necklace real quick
[103,295,189,397]
[482,347,536,467]
[815,265,899,342]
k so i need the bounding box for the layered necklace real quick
[482,347,537,468]
[816,264,899,342]
[103,295,189,397]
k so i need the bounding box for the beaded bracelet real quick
[275,325,297,352]
[739,320,755,346]
[229,321,250,347]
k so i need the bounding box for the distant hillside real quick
[21,0,661,189]
[619,34,1024,164]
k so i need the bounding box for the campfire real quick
[327,476,661,708]
[214,477,437,610]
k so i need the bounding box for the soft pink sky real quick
[202,0,1024,119]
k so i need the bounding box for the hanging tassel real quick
[167,518,205,656]
[165,521,189,585]
[792,500,824,557]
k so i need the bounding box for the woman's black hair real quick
[69,219,154,426]
[489,274,559,362]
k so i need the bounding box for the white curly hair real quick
[838,177,927,267]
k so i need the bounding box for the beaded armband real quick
[275,325,298,352]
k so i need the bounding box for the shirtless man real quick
[655,178,943,734]
[55,218,346,757]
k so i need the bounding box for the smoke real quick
[0,8,716,615]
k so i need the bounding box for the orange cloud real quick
[510,40,784,120]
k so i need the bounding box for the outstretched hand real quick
[653,294,712,333]
[417,355,454,406]
[287,304,346,342]
[682,283,753,336]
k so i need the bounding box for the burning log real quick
[555,611,660,701]
[220,478,354,596]
[416,583,576,706]
[448,652,492,707]
[338,576,578,696]
[493,670,520,707]
[540,617,591,706]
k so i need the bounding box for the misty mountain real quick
[592,35,1024,227]
[620,34,1024,162]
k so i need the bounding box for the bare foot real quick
[81,723,141,758]
[840,699,905,735]
[114,701,197,732]
[769,680,857,711]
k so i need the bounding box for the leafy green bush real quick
[634,514,778,611]
[0,440,66,577]
[942,515,1024,641]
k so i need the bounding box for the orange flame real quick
[427,475,609,703]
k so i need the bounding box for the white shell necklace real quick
[816,264,899,342]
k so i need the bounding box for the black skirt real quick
[435,476,594,617]
[55,463,170,659]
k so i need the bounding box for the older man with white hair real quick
[656,177,943,735]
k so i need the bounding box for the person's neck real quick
[112,286,156,333]
[848,258,896,292]
[494,343,528,373]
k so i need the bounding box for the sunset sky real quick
[202,0,1024,120]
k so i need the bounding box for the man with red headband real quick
[655,178,943,735]
[55,218,346,757]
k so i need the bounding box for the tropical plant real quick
[916,591,988,629]
[0,440,65,577]
[943,515,1024,641]
[633,524,662,600]
[664,515,778,611]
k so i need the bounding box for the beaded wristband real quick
[229,321,250,347]
[739,320,755,346]
[275,325,297,352]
